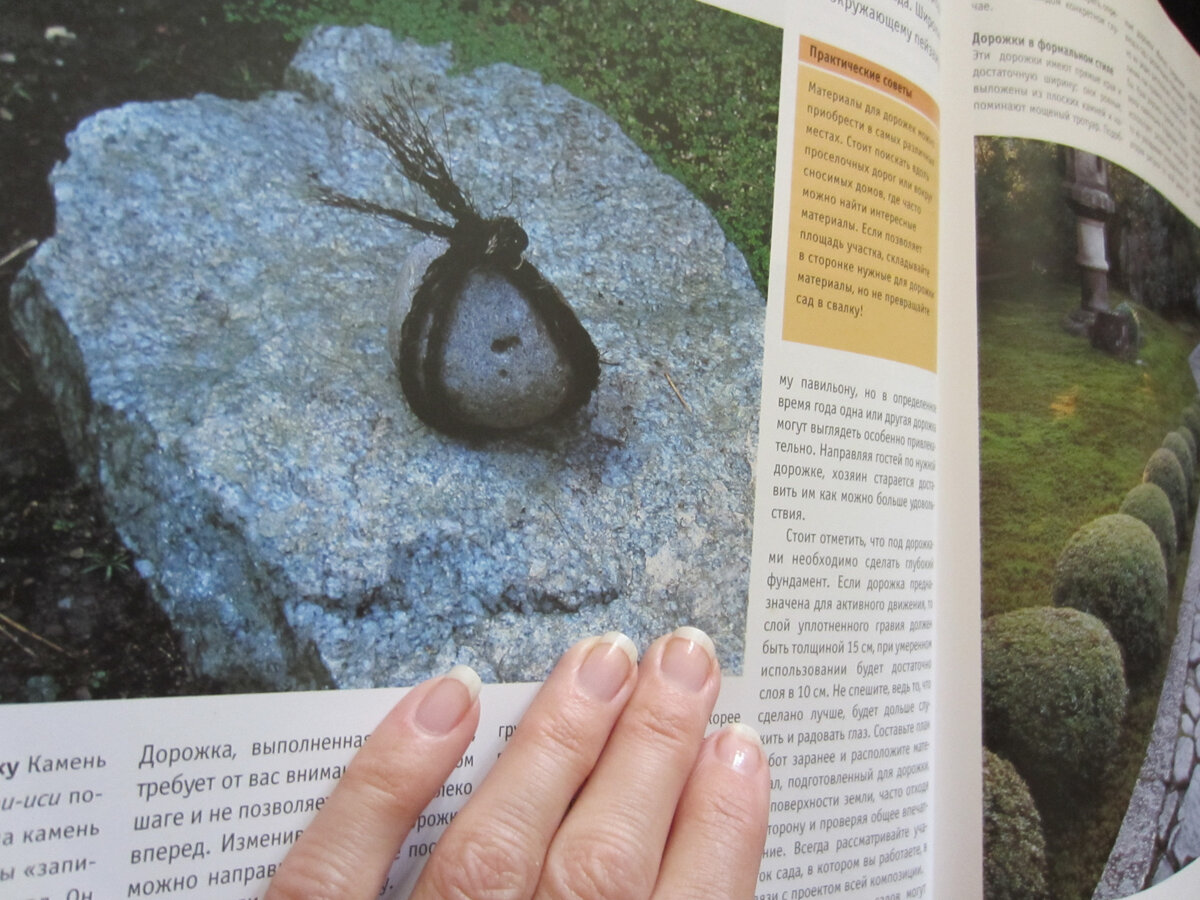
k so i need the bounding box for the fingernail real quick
[660,626,716,692]
[415,665,481,735]
[715,723,764,775]
[577,632,638,701]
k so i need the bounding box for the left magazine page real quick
[0,1,785,895]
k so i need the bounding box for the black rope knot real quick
[311,83,600,438]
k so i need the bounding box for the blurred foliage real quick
[974,137,1073,279]
[1109,164,1200,317]
[223,0,781,294]
[975,136,1200,318]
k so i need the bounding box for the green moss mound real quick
[983,607,1127,798]
[1162,430,1196,508]
[1143,447,1188,543]
[984,749,1049,900]
[1052,514,1167,677]
[1178,423,1198,469]
[1119,482,1177,573]
[1182,403,1200,448]
[1163,429,1195,474]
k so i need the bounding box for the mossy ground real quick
[979,273,1198,898]
[979,276,1197,617]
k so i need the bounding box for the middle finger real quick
[411,632,640,900]
[534,627,721,900]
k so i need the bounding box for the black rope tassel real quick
[314,83,600,438]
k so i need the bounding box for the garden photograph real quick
[0,0,781,701]
[977,136,1200,898]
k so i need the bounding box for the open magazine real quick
[3,0,1200,896]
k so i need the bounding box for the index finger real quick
[266,666,482,900]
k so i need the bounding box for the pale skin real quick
[267,627,771,900]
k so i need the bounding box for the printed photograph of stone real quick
[975,137,1200,899]
[7,14,780,694]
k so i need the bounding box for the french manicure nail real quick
[577,632,638,701]
[660,626,716,692]
[715,723,764,775]
[415,665,481,735]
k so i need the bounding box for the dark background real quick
[1161,0,1200,52]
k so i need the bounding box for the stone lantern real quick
[1063,149,1116,312]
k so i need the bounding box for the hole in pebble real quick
[491,335,521,353]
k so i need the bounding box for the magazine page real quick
[971,0,1200,897]
[0,0,967,897]
[744,1,956,897]
[0,0,797,896]
[930,2,986,897]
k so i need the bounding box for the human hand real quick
[267,627,770,899]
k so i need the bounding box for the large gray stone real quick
[9,26,763,690]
